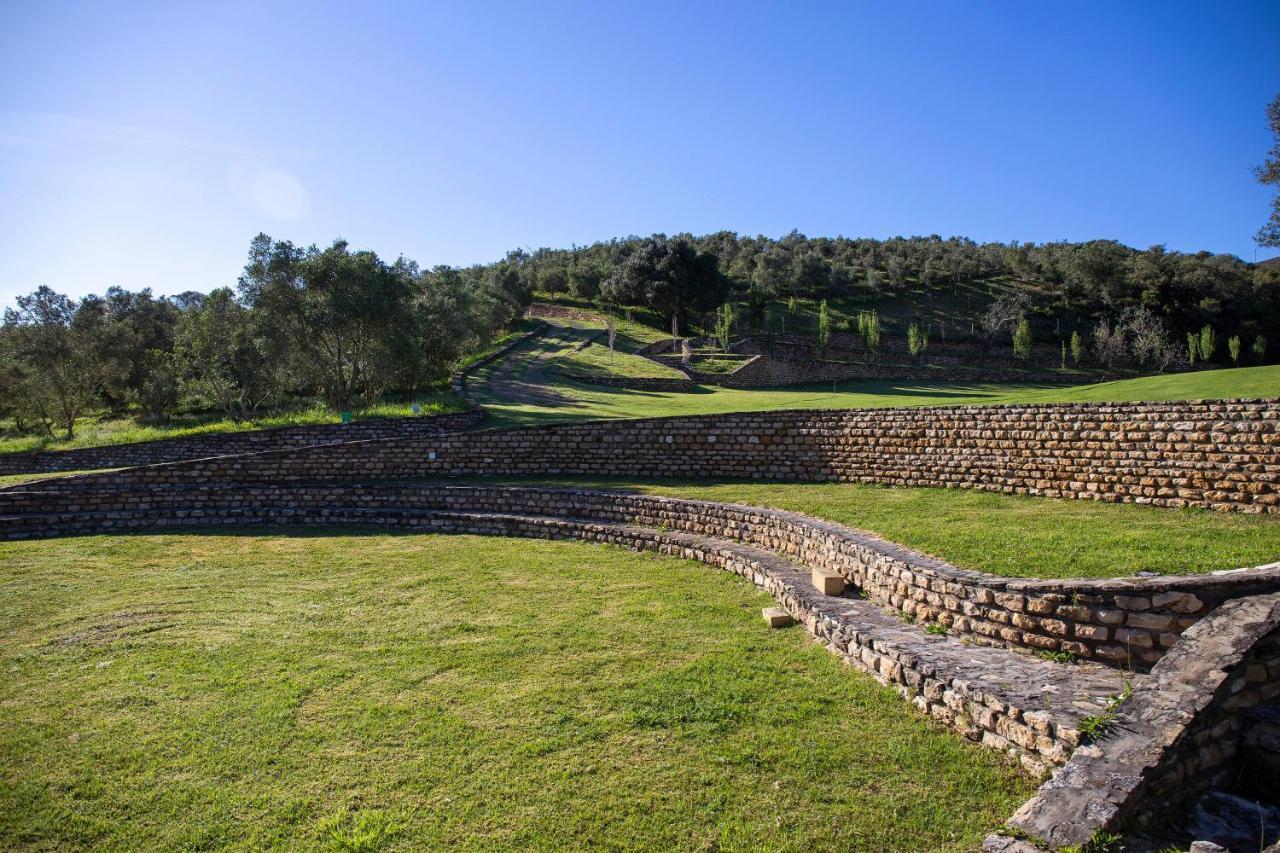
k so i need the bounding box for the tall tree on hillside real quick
[1255,93,1280,248]
[238,234,414,411]
[715,303,734,355]
[817,300,831,352]
[1012,317,1033,363]
[1,287,107,438]
[600,236,727,331]
[174,288,282,420]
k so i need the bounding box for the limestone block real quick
[762,607,794,629]
[812,566,846,596]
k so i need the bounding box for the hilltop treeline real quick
[1,234,530,438]
[517,231,1280,346]
[4,229,1276,439]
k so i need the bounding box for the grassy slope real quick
[444,477,1280,579]
[0,532,1032,851]
[0,393,465,457]
[474,361,1280,430]
[556,341,688,379]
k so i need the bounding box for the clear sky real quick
[2,0,1278,306]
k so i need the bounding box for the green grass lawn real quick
[0,393,466,457]
[0,470,98,489]
[433,477,1280,579]
[0,531,1033,851]
[473,361,1280,430]
[555,341,688,379]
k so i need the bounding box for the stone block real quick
[811,566,846,596]
[762,607,793,629]
[1074,623,1108,641]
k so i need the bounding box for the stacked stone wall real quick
[5,483,1276,669]
[988,592,1280,850]
[0,408,482,476]
[37,400,1280,514]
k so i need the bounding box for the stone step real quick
[812,565,846,595]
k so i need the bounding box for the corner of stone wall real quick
[989,591,1280,851]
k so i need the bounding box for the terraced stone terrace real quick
[3,384,1280,850]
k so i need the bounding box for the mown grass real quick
[0,393,466,456]
[0,531,1033,851]
[434,477,1280,579]
[0,470,98,489]
[555,341,687,379]
[473,363,1280,430]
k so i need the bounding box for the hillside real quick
[468,310,1280,429]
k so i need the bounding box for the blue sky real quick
[2,1,1278,305]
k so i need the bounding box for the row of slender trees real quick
[519,232,1280,353]
[0,234,532,438]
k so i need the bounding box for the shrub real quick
[1199,324,1217,362]
[907,322,929,362]
[1013,317,1033,363]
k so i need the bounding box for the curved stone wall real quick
[4,482,1276,669]
[33,399,1280,514]
[0,408,482,476]
[7,478,1278,845]
[0,479,1135,776]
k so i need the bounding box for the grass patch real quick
[556,341,687,379]
[471,321,1280,430]
[1077,683,1134,743]
[0,393,466,457]
[428,476,1280,579]
[0,531,1032,850]
[688,355,750,375]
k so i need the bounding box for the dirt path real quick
[473,320,600,407]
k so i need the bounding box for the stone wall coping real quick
[455,396,1280,436]
[990,591,1280,849]
[10,480,1279,593]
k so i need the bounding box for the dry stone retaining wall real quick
[0,480,1133,776]
[0,408,482,476]
[42,400,1280,514]
[986,592,1280,851]
[5,482,1277,669]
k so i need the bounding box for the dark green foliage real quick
[1256,92,1280,248]
[518,231,1280,363]
[599,235,728,330]
[1,234,534,434]
[1013,317,1033,363]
